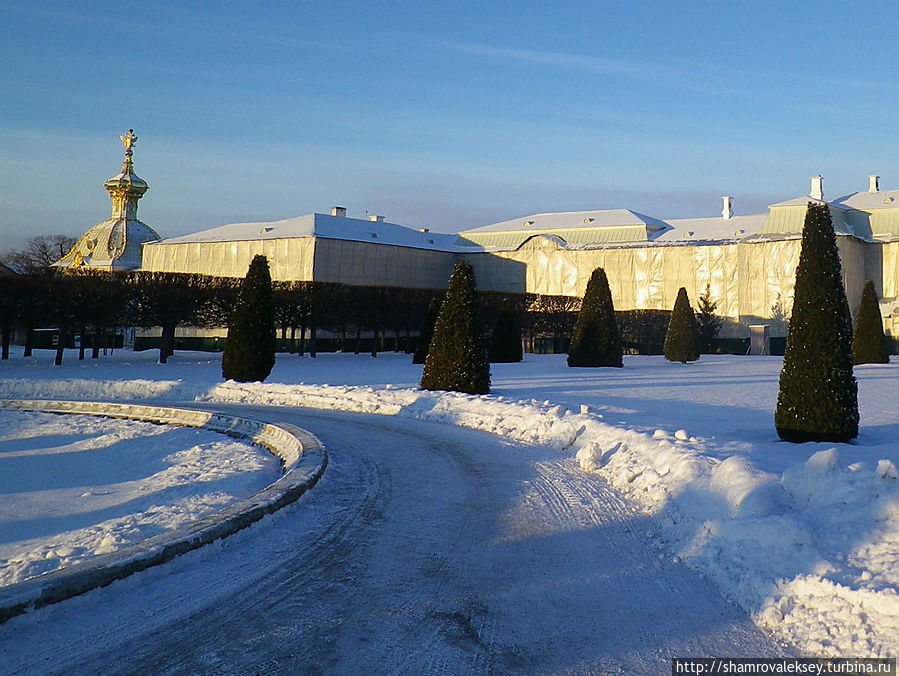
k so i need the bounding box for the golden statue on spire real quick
[120,129,138,159]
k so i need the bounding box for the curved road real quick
[2,405,791,674]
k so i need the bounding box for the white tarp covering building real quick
[139,176,899,340]
[141,207,463,289]
[456,177,899,338]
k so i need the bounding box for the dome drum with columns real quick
[54,129,160,271]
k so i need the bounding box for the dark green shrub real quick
[567,268,622,367]
[222,255,276,382]
[852,279,890,365]
[697,283,723,353]
[489,306,523,363]
[775,203,857,442]
[420,262,490,394]
[663,287,700,363]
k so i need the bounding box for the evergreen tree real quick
[489,306,523,363]
[664,287,701,363]
[775,203,858,442]
[696,283,723,353]
[412,297,441,364]
[222,255,276,382]
[420,262,490,394]
[852,279,890,365]
[567,268,622,367]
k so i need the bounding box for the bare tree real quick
[0,235,77,273]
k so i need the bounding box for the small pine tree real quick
[222,255,276,382]
[567,268,622,367]
[489,306,523,363]
[852,279,890,365]
[412,297,441,364]
[696,283,723,353]
[420,262,490,394]
[775,202,858,442]
[663,287,701,363]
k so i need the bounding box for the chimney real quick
[331,206,347,217]
[810,175,824,201]
[369,215,385,223]
[868,175,880,193]
[721,195,733,220]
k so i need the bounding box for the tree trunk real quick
[78,325,86,360]
[1,323,10,359]
[159,325,175,364]
[355,323,361,355]
[299,324,306,356]
[371,325,379,357]
[165,326,176,360]
[289,326,297,354]
[92,327,102,359]
[54,328,67,366]
[23,324,33,358]
[310,325,317,358]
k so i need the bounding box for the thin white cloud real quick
[436,39,894,96]
[436,40,672,79]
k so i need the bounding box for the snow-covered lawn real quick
[0,408,280,586]
[1,346,897,656]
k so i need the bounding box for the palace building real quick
[58,132,899,341]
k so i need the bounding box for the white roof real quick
[658,213,768,242]
[152,213,461,252]
[54,217,160,271]
[461,208,669,233]
[830,190,899,211]
[768,195,852,210]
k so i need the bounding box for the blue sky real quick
[3,1,899,251]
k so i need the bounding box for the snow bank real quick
[0,378,191,401]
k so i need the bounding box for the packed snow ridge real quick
[1,352,897,656]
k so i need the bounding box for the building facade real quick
[59,133,899,342]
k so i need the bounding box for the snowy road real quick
[2,405,790,674]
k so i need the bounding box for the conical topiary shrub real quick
[222,255,276,382]
[567,267,622,367]
[775,202,858,442]
[853,279,890,365]
[420,261,490,394]
[663,287,700,363]
[413,297,441,364]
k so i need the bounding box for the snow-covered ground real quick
[0,346,897,657]
[0,408,280,587]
